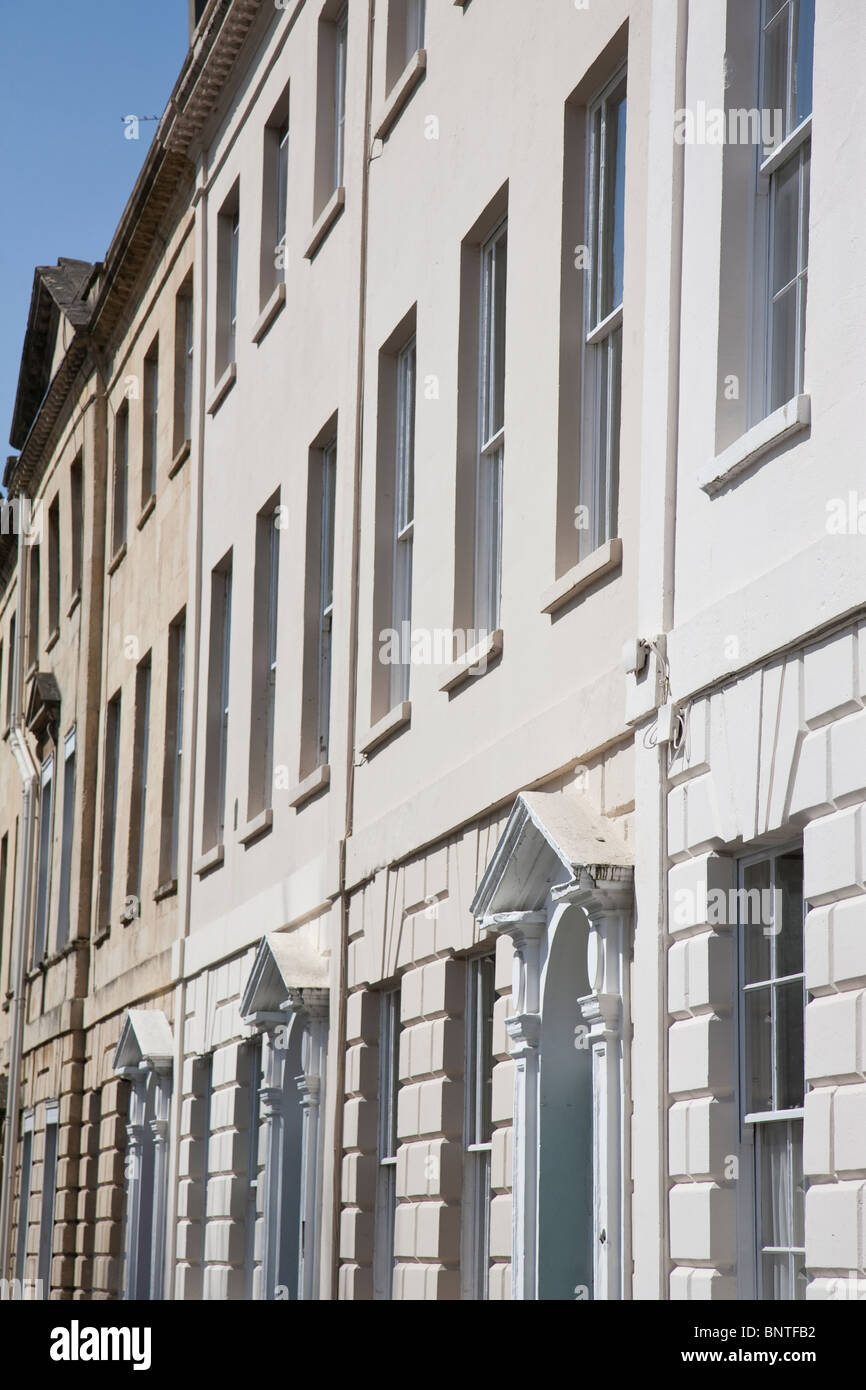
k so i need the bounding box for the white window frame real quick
[462,953,495,1300]
[475,218,507,635]
[55,727,76,950]
[217,569,232,844]
[168,617,185,882]
[276,116,290,281]
[112,403,129,554]
[752,0,813,423]
[581,65,627,560]
[405,0,426,65]
[317,442,337,766]
[183,293,194,443]
[736,843,806,1301]
[32,753,55,963]
[265,507,280,801]
[374,987,400,1300]
[334,5,348,191]
[228,209,240,366]
[391,335,416,708]
[130,657,151,904]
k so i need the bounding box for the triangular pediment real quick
[240,932,329,1023]
[470,787,634,920]
[113,1008,174,1073]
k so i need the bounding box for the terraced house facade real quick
[0,0,864,1304]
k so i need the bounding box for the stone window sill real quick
[107,542,127,576]
[541,538,623,616]
[439,629,503,694]
[137,493,156,531]
[207,362,237,416]
[699,393,811,495]
[195,842,225,877]
[45,625,60,654]
[67,587,81,618]
[304,187,345,261]
[169,439,191,478]
[154,879,178,902]
[253,283,286,344]
[288,763,330,809]
[240,806,273,845]
[359,701,411,757]
[375,50,426,142]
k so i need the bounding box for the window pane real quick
[762,9,790,137]
[758,1119,805,1299]
[772,156,800,294]
[775,850,804,978]
[793,0,815,125]
[775,980,805,1108]
[743,859,772,984]
[601,88,627,318]
[605,325,622,543]
[771,285,797,410]
[745,985,773,1112]
[490,229,507,440]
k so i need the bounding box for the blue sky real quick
[0,0,189,453]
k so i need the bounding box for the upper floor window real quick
[217,188,240,378]
[173,282,194,456]
[99,693,121,929]
[142,339,159,506]
[261,88,291,307]
[314,4,348,218]
[55,728,76,951]
[248,495,281,819]
[47,496,60,634]
[112,401,129,556]
[475,219,507,633]
[374,986,401,1300]
[70,454,83,596]
[738,845,805,1299]
[27,544,40,669]
[32,754,54,962]
[127,654,152,909]
[387,0,426,89]
[759,0,813,415]
[392,335,416,707]
[160,613,186,887]
[317,441,337,766]
[204,556,232,852]
[582,67,626,559]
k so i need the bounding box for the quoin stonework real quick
[0,0,864,1303]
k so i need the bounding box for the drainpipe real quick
[0,515,39,1278]
[331,0,376,1300]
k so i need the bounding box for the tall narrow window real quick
[142,341,159,505]
[318,443,336,765]
[38,1104,59,1296]
[391,337,416,707]
[738,846,806,1300]
[70,455,83,596]
[55,729,76,950]
[204,558,232,851]
[160,614,186,886]
[760,0,813,414]
[276,117,290,276]
[582,69,626,560]
[47,497,60,634]
[27,544,39,668]
[173,283,194,455]
[217,189,240,378]
[32,754,54,962]
[243,1037,262,1299]
[99,694,121,929]
[475,220,507,633]
[201,1054,214,1245]
[464,954,495,1300]
[112,401,129,556]
[0,831,8,991]
[334,6,348,190]
[128,656,151,908]
[15,1114,34,1286]
[6,613,15,722]
[374,987,400,1300]
[249,498,281,819]
[406,0,426,61]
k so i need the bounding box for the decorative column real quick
[482,911,546,1301]
[554,867,634,1300]
[285,986,329,1302]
